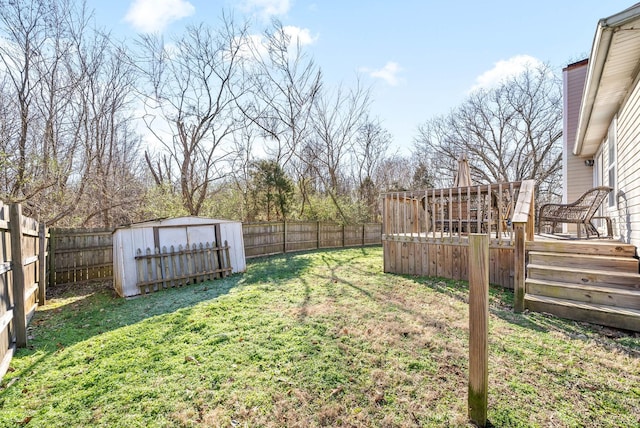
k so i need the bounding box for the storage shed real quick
[113,217,246,297]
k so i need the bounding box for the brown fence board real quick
[0,202,47,382]
[50,228,114,286]
[243,222,381,259]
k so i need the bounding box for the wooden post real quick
[317,221,320,249]
[9,204,27,348]
[48,228,56,288]
[214,223,223,272]
[513,223,526,312]
[468,234,488,427]
[38,223,47,305]
[283,220,287,254]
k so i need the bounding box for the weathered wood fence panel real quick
[0,202,47,382]
[49,228,113,287]
[319,223,343,248]
[283,221,318,253]
[135,242,232,295]
[48,222,382,284]
[243,222,382,258]
[242,223,285,258]
[0,203,12,382]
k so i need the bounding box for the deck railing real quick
[381,180,536,302]
[382,181,530,246]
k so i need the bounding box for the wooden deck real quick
[382,181,640,331]
[382,231,621,287]
[382,181,535,290]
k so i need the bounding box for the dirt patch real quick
[47,280,114,299]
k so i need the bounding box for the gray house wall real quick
[562,60,593,234]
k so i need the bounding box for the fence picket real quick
[204,243,212,281]
[194,243,202,282]
[176,245,184,287]
[211,242,220,278]
[223,241,231,278]
[165,245,178,288]
[136,249,144,294]
[132,240,234,294]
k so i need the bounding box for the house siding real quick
[562,61,593,233]
[615,75,640,246]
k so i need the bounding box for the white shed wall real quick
[113,217,245,297]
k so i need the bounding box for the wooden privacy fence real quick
[0,203,48,381]
[135,242,232,295]
[243,222,382,258]
[49,228,112,287]
[48,222,383,288]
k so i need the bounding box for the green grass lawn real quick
[1,246,639,427]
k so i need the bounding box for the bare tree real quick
[354,118,391,186]
[352,118,392,219]
[414,63,562,198]
[302,81,370,221]
[239,20,322,168]
[0,0,141,225]
[0,0,62,201]
[375,154,416,192]
[227,123,256,221]
[138,17,248,215]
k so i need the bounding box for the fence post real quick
[342,224,345,248]
[38,223,47,305]
[9,204,27,348]
[283,220,287,254]
[362,224,365,246]
[317,221,320,249]
[48,228,57,288]
[468,233,489,427]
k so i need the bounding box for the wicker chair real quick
[538,186,613,239]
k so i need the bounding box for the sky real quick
[85,0,636,154]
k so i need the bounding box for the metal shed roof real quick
[114,216,240,232]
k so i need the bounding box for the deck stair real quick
[525,240,640,331]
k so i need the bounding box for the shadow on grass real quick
[313,252,452,332]
[391,273,640,357]
[21,253,314,358]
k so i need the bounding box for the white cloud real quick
[282,26,318,46]
[234,34,267,61]
[124,0,195,33]
[239,0,291,18]
[238,26,316,63]
[360,62,403,86]
[469,54,542,92]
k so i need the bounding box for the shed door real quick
[156,227,187,250]
[155,224,219,250]
[186,225,217,246]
